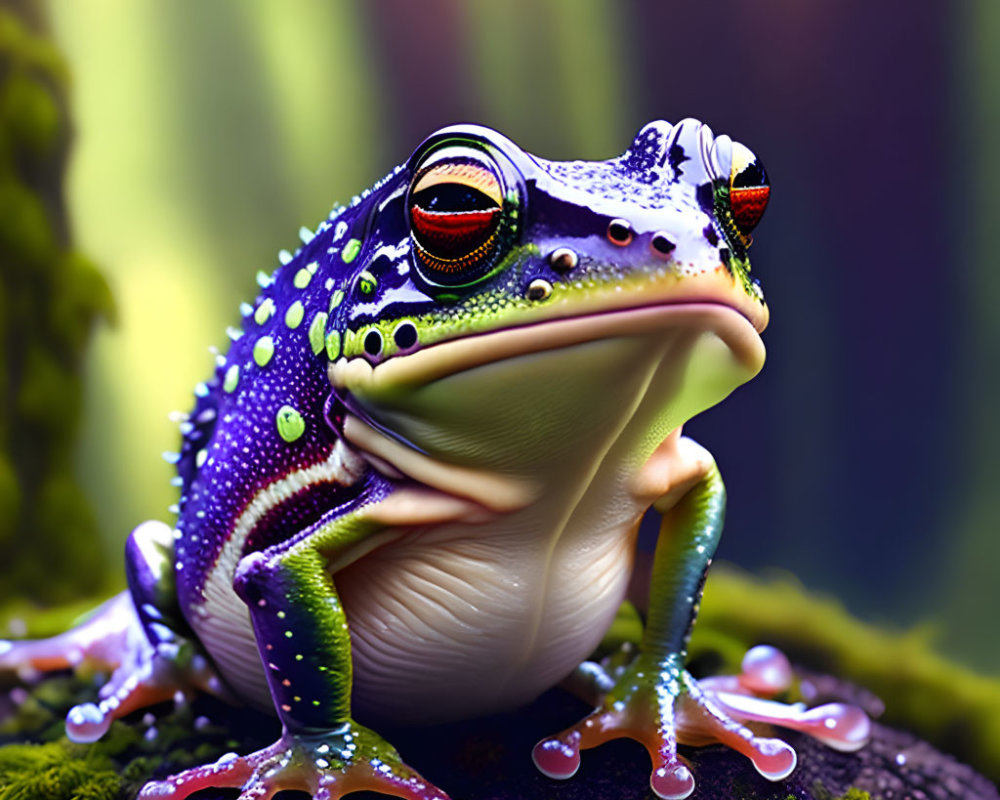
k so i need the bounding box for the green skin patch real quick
[223,364,240,393]
[254,336,275,367]
[275,405,306,442]
[254,298,276,326]
[285,301,304,329]
[341,239,361,264]
[325,330,341,361]
[308,312,328,356]
[294,262,318,290]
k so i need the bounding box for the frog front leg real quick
[139,516,448,800]
[533,436,869,799]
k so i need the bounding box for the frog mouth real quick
[330,300,765,396]
[331,300,764,504]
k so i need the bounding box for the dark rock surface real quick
[367,689,999,800]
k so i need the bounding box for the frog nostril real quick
[363,329,383,357]
[548,247,578,274]
[607,219,633,246]
[650,233,676,258]
[393,321,418,351]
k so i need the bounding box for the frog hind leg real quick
[532,437,870,800]
[0,520,227,743]
[139,517,449,800]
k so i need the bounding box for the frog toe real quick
[139,728,450,800]
[533,720,697,800]
[534,645,868,797]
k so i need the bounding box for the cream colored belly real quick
[193,514,638,725]
[339,519,637,724]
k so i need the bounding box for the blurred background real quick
[10,0,995,674]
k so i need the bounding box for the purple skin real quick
[0,121,869,800]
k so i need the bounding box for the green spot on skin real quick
[329,290,344,311]
[309,312,328,355]
[276,405,306,443]
[294,266,314,289]
[342,238,361,263]
[223,364,240,393]
[254,336,275,367]
[357,271,377,296]
[254,298,275,325]
[285,301,304,329]
[325,330,341,360]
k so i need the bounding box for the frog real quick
[0,119,870,800]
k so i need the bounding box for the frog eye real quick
[728,142,770,237]
[408,145,512,287]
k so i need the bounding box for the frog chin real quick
[331,303,763,502]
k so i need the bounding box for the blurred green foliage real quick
[0,6,113,603]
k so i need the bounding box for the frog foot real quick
[533,645,870,800]
[0,591,227,744]
[138,723,450,800]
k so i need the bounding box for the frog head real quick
[326,120,770,498]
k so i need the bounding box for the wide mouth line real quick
[413,294,766,358]
[333,297,765,397]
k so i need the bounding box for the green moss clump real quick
[0,741,120,800]
[0,7,114,605]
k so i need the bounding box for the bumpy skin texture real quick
[0,120,869,800]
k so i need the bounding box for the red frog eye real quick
[728,142,770,237]
[408,150,506,285]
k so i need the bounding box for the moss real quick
[0,741,120,800]
[0,6,114,606]
[0,671,185,799]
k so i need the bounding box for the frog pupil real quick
[412,183,495,213]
